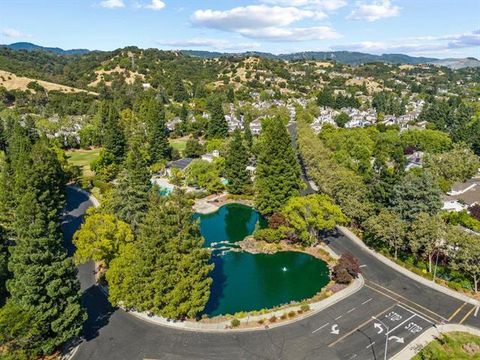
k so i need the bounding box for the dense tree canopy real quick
[107,192,213,318]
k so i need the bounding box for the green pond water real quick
[194,203,330,317]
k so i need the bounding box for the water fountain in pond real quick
[282,267,288,272]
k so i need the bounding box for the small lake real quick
[194,203,330,317]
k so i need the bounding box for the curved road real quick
[63,186,479,360]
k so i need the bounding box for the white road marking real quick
[335,315,343,320]
[331,324,340,335]
[374,323,384,334]
[312,322,329,334]
[387,314,415,335]
[475,306,479,317]
[366,341,376,349]
[360,265,367,268]
[347,307,356,314]
[389,336,405,343]
[396,304,433,324]
[361,298,373,305]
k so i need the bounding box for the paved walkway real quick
[391,324,480,359]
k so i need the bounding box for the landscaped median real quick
[114,274,364,332]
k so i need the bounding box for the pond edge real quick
[122,274,364,333]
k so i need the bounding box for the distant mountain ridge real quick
[3,42,90,55]
[3,42,479,69]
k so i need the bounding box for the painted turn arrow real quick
[330,324,340,335]
[374,323,384,334]
[388,336,405,343]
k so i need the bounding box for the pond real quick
[194,203,330,317]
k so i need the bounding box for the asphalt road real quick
[63,186,479,360]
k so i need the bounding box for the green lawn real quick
[170,138,188,154]
[66,148,101,177]
[413,332,480,360]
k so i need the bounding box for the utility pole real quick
[373,316,389,360]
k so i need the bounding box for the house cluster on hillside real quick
[311,99,426,134]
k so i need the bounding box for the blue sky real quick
[1,0,479,58]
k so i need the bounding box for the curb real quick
[337,226,480,307]
[69,185,100,208]
[124,275,364,333]
[391,324,480,360]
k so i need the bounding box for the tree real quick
[243,122,253,152]
[364,209,406,259]
[7,141,85,354]
[207,99,228,139]
[470,204,480,221]
[173,77,189,102]
[141,97,171,164]
[224,129,251,195]
[185,159,223,194]
[391,171,442,221]
[106,143,151,232]
[332,253,361,284]
[282,195,346,245]
[184,139,204,158]
[103,104,126,161]
[408,213,446,273]
[447,226,480,292]
[73,211,134,268]
[255,118,302,215]
[424,144,480,187]
[107,192,213,318]
[0,226,7,305]
[334,112,350,128]
[0,299,43,359]
[316,87,335,107]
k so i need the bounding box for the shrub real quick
[470,204,480,221]
[231,319,240,328]
[332,252,361,284]
[268,212,288,229]
[280,313,288,320]
[288,311,296,318]
[257,319,265,325]
[254,228,282,243]
[300,304,310,312]
[269,315,277,323]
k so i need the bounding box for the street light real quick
[372,316,389,360]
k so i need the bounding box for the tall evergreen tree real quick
[0,225,7,305]
[103,104,126,161]
[7,141,85,355]
[107,191,213,319]
[225,129,251,194]
[254,118,302,215]
[207,99,228,139]
[141,98,171,163]
[243,121,253,153]
[391,170,442,221]
[106,142,151,232]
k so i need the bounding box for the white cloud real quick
[348,0,400,22]
[192,5,318,31]
[1,28,26,39]
[100,0,125,9]
[261,0,347,11]
[331,29,480,54]
[191,5,339,42]
[145,0,165,11]
[241,26,341,42]
[158,38,261,51]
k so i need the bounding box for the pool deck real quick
[194,192,254,214]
